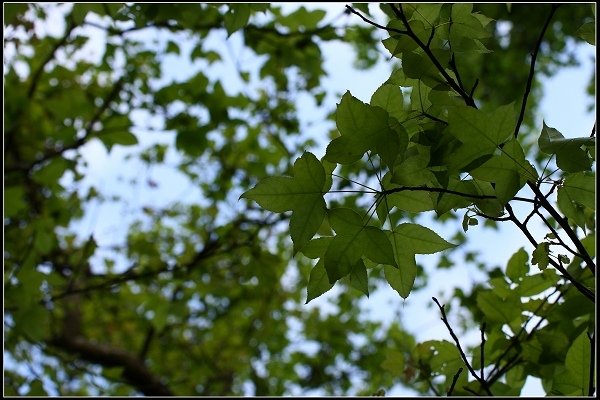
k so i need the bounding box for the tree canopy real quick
[3,3,596,397]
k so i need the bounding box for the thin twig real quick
[28,22,77,99]
[505,204,594,301]
[383,185,537,204]
[389,4,476,108]
[447,367,463,396]
[344,5,408,35]
[432,297,492,396]
[527,182,595,276]
[480,322,486,381]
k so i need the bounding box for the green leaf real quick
[278,6,326,31]
[325,91,401,165]
[370,83,406,122]
[384,190,435,213]
[435,178,478,216]
[402,51,440,87]
[102,367,126,380]
[300,237,332,260]
[576,21,595,45]
[557,173,593,229]
[450,3,490,41]
[564,331,591,396]
[224,4,251,36]
[560,172,595,210]
[517,269,559,297]
[27,380,48,396]
[306,259,335,303]
[384,260,415,299]
[13,303,49,341]
[429,340,465,377]
[408,4,443,27]
[4,186,28,218]
[99,131,138,151]
[347,259,369,296]
[166,40,180,55]
[381,350,405,374]
[505,364,526,391]
[4,3,28,26]
[175,126,209,157]
[470,140,537,204]
[476,290,520,323]
[242,152,327,253]
[506,247,528,283]
[384,227,420,298]
[71,4,105,24]
[383,32,418,59]
[549,366,585,396]
[392,223,456,254]
[538,122,593,172]
[380,172,435,214]
[531,242,550,271]
[32,158,72,185]
[471,180,504,217]
[323,208,395,283]
[391,145,437,186]
[447,103,516,170]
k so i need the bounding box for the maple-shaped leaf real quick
[241,152,327,253]
[323,208,396,283]
[470,139,538,204]
[325,91,404,166]
[385,224,455,298]
[446,102,515,171]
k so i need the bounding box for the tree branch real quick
[382,185,537,204]
[27,22,77,99]
[527,182,595,276]
[344,5,407,36]
[487,287,558,386]
[49,334,173,395]
[389,4,476,108]
[7,75,127,177]
[447,367,463,396]
[480,322,486,381]
[513,4,559,139]
[432,297,492,396]
[505,204,594,301]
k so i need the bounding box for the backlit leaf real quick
[447,103,516,170]
[506,247,528,282]
[538,122,593,172]
[242,152,327,253]
[564,331,591,396]
[325,91,401,165]
[306,259,334,303]
[392,223,456,254]
[324,208,395,283]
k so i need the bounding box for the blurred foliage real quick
[3,2,595,397]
